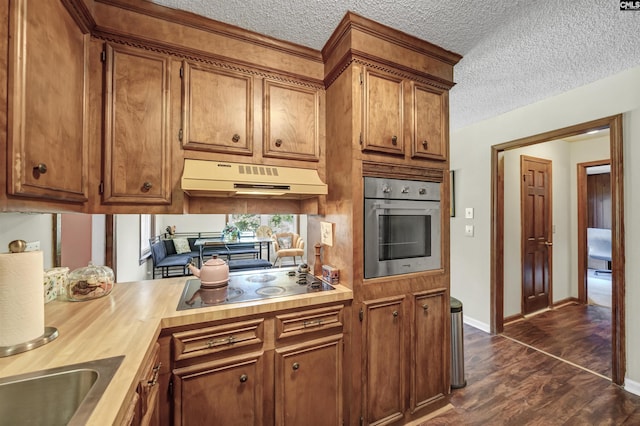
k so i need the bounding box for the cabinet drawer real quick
[276,305,344,340]
[172,319,264,361]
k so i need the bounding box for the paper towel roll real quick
[0,250,45,347]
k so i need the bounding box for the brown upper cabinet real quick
[180,61,254,156]
[101,43,172,205]
[7,0,89,203]
[411,83,448,161]
[361,67,448,161]
[263,79,321,162]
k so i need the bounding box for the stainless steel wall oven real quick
[364,177,441,279]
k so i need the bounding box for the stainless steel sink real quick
[0,355,124,425]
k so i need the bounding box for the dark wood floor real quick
[423,322,640,425]
[502,303,612,378]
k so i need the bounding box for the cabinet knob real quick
[391,135,398,145]
[232,134,241,143]
[292,362,300,371]
[392,310,399,317]
[422,304,429,312]
[33,163,48,176]
[142,182,153,192]
[239,374,248,383]
[275,139,283,147]
[422,140,428,149]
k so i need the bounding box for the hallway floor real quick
[423,324,640,425]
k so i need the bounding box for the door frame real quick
[490,114,625,385]
[577,159,611,305]
[520,155,553,315]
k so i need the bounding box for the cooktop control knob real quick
[382,185,391,193]
[419,188,426,195]
[401,186,409,194]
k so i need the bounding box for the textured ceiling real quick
[150,0,640,130]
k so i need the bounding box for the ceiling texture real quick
[149,0,640,130]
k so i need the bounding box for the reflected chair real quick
[271,232,305,267]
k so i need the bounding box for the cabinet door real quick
[102,43,171,204]
[361,68,404,156]
[411,84,447,161]
[7,0,89,202]
[172,352,265,426]
[181,62,253,155]
[263,79,320,162]
[275,335,343,426]
[362,296,406,425]
[411,290,447,411]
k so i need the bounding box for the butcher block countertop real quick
[0,272,353,425]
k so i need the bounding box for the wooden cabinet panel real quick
[102,43,171,204]
[362,68,404,156]
[275,335,343,426]
[411,290,447,411]
[362,296,405,425]
[181,62,253,155]
[7,0,88,202]
[411,84,447,161]
[263,80,320,162]
[172,351,265,426]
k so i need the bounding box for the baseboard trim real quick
[463,316,490,333]
[552,297,580,308]
[624,377,640,396]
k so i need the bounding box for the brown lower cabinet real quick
[163,304,345,426]
[122,343,161,426]
[361,289,448,425]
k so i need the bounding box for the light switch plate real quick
[465,207,474,219]
[465,225,474,237]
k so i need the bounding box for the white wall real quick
[114,215,149,283]
[0,213,54,269]
[450,65,640,386]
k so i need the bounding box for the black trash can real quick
[450,297,466,389]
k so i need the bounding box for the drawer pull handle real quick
[206,336,235,348]
[142,182,153,192]
[392,310,399,317]
[275,138,283,147]
[303,319,323,328]
[292,362,300,371]
[239,374,248,383]
[391,135,398,145]
[422,140,428,149]
[232,133,241,143]
[148,362,161,387]
[423,304,429,312]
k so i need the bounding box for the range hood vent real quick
[181,160,328,199]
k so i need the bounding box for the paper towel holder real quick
[0,326,58,358]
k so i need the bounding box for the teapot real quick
[188,256,229,286]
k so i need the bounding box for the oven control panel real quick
[364,177,440,201]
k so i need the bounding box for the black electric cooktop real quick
[176,268,335,311]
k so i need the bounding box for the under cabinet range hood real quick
[181,159,328,199]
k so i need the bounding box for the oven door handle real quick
[372,202,436,211]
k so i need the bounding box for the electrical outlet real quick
[25,241,40,251]
[465,207,474,219]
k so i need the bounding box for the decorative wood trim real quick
[324,55,456,91]
[362,161,444,182]
[322,11,461,66]
[490,114,625,385]
[551,297,580,308]
[503,313,524,326]
[95,0,323,63]
[91,27,326,90]
[61,0,96,34]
